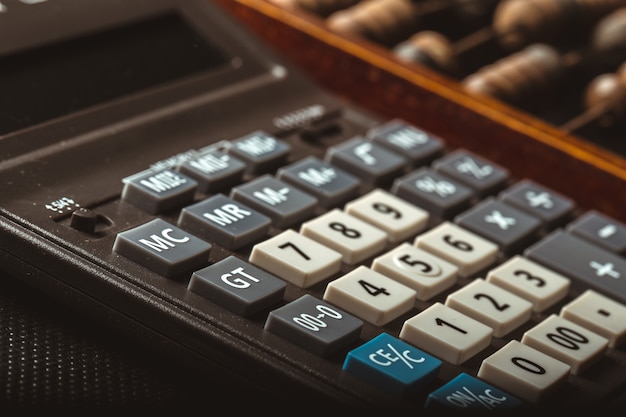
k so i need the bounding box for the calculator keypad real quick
[400,302,493,365]
[486,255,570,313]
[342,332,442,396]
[113,218,211,278]
[414,222,499,278]
[230,174,318,228]
[560,290,626,349]
[526,230,626,304]
[392,167,475,218]
[477,340,571,404]
[177,194,271,250]
[445,278,533,338]
[345,189,429,243]
[520,314,608,375]
[323,265,416,326]
[188,255,286,316]
[300,209,388,265]
[264,294,363,357]
[249,229,342,288]
[371,243,458,301]
[121,168,197,214]
[113,117,626,408]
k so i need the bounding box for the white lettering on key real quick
[139,228,190,252]
[190,154,230,174]
[354,143,377,165]
[368,343,425,369]
[253,187,290,205]
[298,167,337,186]
[445,387,508,410]
[141,170,187,193]
[416,176,456,197]
[455,157,493,179]
[387,128,428,149]
[524,191,554,209]
[236,135,276,156]
[221,267,260,288]
[590,261,621,279]
[203,204,252,226]
[484,210,516,230]
[598,224,617,239]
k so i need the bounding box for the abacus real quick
[263,0,626,158]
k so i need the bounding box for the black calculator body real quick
[1,0,626,409]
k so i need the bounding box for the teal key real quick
[342,332,441,396]
[425,373,522,410]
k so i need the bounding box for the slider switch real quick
[70,207,98,233]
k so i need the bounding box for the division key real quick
[525,230,626,304]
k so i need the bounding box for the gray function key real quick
[121,168,197,214]
[264,294,363,357]
[188,255,286,317]
[177,149,245,194]
[276,156,360,209]
[230,175,317,229]
[324,136,407,185]
[455,197,542,254]
[567,210,626,255]
[433,149,509,197]
[526,230,626,304]
[367,119,444,166]
[178,194,271,250]
[113,218,211,278]
[499,179,575,229]
[391,167,475,218]
[227,130,290,175]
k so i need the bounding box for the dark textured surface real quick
[0,275,202,409]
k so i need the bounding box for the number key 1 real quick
[400,302,493,365]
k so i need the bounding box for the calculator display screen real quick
[0,12,230,136]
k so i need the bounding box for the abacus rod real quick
[452,26,497,54]
[559,100,613,134]
[413,0,461,17]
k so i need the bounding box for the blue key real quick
[425,373,522,410]
[343,332,441,396]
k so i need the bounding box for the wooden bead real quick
[269,0,360,16]
[393,31,459,75]
[493,0,624,50]
[326,0,422,45]
[584,72,626,125]
[462,43,563,103]
[591,7,626,65]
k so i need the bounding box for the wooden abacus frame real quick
[217,0,626,222]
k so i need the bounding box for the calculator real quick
[1,0,626,409]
